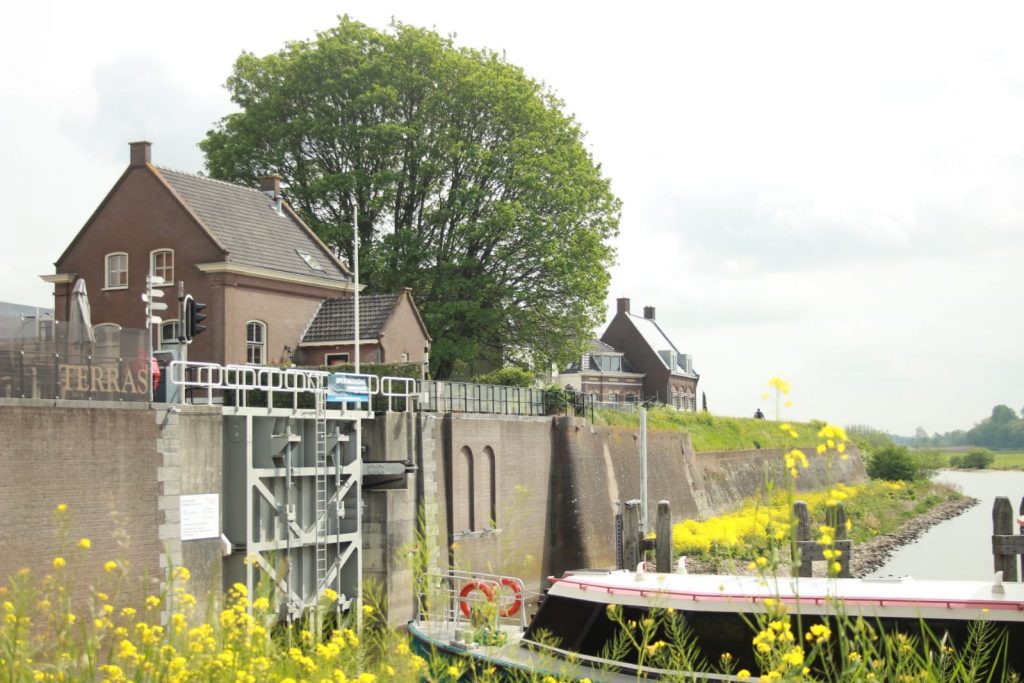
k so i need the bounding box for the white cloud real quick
[4,0,1022,434]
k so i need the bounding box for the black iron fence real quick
[419,380,546,416]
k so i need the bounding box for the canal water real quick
[866,469,1024,580]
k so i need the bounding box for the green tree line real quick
[909,404,1024,450]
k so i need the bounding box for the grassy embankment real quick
[593,406,820,452]
[594,407,964,570]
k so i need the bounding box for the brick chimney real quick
[260,175,282,198]
[129,141,152,167]
[644,306,655,320]
[616,297,630,315]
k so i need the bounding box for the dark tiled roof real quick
[157,168,349,283]
[302,293,401,342]
[564,338,641,374]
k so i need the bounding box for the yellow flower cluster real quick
[672,484,861,558]
[0,556,428,683]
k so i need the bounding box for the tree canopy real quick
[201,17,620,378]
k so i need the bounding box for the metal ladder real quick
[313,378,329,595]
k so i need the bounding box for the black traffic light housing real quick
[181,295,208,343]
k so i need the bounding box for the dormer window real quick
[150,249,174,284]
[296,249,323,271]
[105,253,128,289]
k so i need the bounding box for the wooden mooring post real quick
[991,496,1024,581]
[793,501,852,578]
[616,499,674,571]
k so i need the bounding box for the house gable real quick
[600,298,698,408]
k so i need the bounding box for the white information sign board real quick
[180,493,220,541]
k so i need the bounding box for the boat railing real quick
[417,570,530,635]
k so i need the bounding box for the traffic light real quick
[181,295,208,343]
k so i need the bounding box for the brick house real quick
[42,141,360,367]
[559,339,646,405]
[596,298,699,410]
[297,288,431,368]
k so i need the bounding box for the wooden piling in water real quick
[656,500,672,572]
[992,496,1023,581]
[622,499,641,571]
[793,500,852,578]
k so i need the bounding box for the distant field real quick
[992,451,1024,469]
[913,449,1024,470]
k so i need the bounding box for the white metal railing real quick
[167,361,423,411]
[380,376,417,413]
[417,570,530,635]
[169,361,332,408]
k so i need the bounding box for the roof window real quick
[296,249,324,271]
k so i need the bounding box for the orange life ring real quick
[458,580,494,617]
[497,577,523,618]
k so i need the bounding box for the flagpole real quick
[353,205,360,375]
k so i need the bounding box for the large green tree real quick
[201,17,620,378]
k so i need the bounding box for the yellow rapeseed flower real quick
[56,504,68,513]
[52,557,65,569]
[78,538,91,549]
[104,561,119,573]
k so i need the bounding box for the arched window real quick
[457,446,475,533]
[104,253,128,289]
[150,249,174,284]
[246,321,266,365]
[94,323,121,359]
[483,446,496,529]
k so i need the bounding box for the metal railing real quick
[419,380,546,416]
[417,570,530,635]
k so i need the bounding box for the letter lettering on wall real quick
[90,366,107,392]
[73,366,88,392]
[59,365,73,393]
[122,368,138,394]
[104,367,119,393]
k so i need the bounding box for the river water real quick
[866,469,1024,580]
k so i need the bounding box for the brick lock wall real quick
[0,400,163,610]
[424,414,867,592]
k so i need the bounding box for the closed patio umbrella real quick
[68,278,95,352]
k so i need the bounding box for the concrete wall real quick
[0,400,223,613]
[419,413,867,596]
[361,412,419,624]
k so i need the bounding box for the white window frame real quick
[104,253,128,290]
[160,321,180,349]
[325,352,350,366]
[94,323,121,359]
[246,321,266,365]
[150,249,174,285]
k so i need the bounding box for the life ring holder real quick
[458,580,495,618]
[497,577,523,618]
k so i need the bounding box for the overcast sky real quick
[4,1,1022,436]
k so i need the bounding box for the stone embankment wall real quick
[417,413,866,598]
[0,399,223,613]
